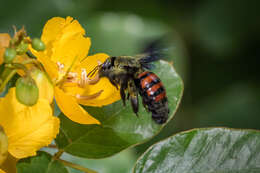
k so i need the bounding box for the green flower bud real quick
[16,76,39,106]
[0,126,8,165]
[31,38,45,51]
[4,48,16,63]
[16,41,29,55]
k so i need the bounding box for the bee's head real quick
[99,56,116,76]
[101,56,115,70]
[88,56,115,77]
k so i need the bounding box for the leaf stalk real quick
[58,158,98,173]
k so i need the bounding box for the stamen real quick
[66,72,78,83]
[76,68,88,88]
[81,68,87,87]
[75,90,103,100]
[57,61,65,71]
[67,72,78,79]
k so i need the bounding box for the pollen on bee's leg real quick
[75,90,103,100]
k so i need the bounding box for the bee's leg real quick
[109,78,118,89]
[120,80,127,106]
[130,94,139,116]
[128,79,139,116]
[107,73,118,89]
[142,97,149,112]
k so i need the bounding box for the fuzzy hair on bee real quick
[87,41,169,124]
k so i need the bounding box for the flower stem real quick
[58,159,98,173]
[0,69,17,92]
[21,58,44,70]
[53,149,64,159]
[47,144,57,149]
[10,63,29,75]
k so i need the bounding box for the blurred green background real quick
[1,0,259,172]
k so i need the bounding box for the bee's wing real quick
[138,38,167,65]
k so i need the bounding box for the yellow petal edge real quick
[55,87,100,125]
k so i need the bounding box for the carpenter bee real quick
[87,43,169,124]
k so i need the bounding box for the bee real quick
[87,44,169,124]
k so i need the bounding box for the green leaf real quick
[17,151,68,173]
[55,60,183,158]
[134,128,260,173]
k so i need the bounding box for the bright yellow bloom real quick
[31,16,120,125]
[0,88,59,159]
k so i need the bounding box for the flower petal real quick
[0,33,11,65]
[29,47,59,81]
[41,16,85,46]
[30,69,54,104]
[71,53,121,106]
[0,88,60,159]
[31,16,90,80]
[54,87,100,125]
[40,16,89,70]
[41,17,67,47]
[51,34,90,72]
[0,34,10,48]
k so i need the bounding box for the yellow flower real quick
[0,88,59,159]
[31,16,120,125]
[0,61,58,172]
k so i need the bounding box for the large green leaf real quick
[16,151,68,173]
[55,60,183,158]
[134,128,260,173]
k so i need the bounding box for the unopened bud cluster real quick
[1,27,48,106]
[3,28,45,64]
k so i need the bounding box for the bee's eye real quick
[102,60,110,70]
[103,57,115,69]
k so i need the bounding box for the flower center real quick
[56,61,102,100]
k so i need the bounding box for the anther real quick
[57,62,65,71]
[66,72,78,83]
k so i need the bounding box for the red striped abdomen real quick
[137,71,169,124]
[138,71,167,102]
